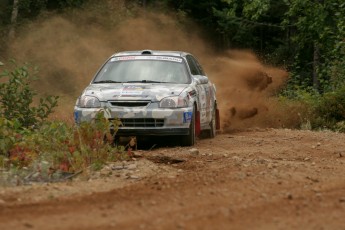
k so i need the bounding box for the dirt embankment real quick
[1,129,345,230]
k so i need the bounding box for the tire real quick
[181,106,196,146]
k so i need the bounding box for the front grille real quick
[120,118,164,127]
[109,101,150,107]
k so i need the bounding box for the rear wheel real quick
[181,106,196,146]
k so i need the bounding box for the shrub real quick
[1,108,125,184]
[0,118,17,153]
[281,86,345,131]
[54,108,124,172]
[10,109,123,170]
[280,88,319,129]
[0,118,22,156]
[0,62,126,184]
[0,62,59,128]
[312,86,345,130]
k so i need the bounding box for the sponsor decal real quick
[112,56,183,63]
[188,90,197,97]
[183,112,193,123]
[121,86,144,95]
[111,56,136,61]
[74,111,79,123]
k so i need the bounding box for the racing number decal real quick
[183,112,193,123]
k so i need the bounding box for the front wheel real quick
[181,107,196,146]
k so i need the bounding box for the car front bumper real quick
[74,105,193,136]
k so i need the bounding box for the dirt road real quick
[1,129,345,230]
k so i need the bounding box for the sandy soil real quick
[1,128,345,230]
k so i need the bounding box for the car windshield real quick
[93,57,190,84]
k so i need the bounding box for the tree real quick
[284,0,345,91]
[175,0,345,91]
[8,0,19,40]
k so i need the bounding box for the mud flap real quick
[216,108,220,130]
[195,110,201,136]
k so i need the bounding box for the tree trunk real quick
[313,41,320,91]
[8,0,19,41]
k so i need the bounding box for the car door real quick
[186,55,212,126]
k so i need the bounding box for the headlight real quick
[77,96,101,108]
[160,96,188,108]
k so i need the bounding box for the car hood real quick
[83,83,189,101]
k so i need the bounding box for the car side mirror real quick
[193,75,209,85]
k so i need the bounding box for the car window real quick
[186,55,200,75]
[94,58,190,84]
[192,57,205,76]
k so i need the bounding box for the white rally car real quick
[74,50,220,146]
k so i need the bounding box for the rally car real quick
[74,50,220,146]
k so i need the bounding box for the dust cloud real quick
[205,50,291,130]
[7,1,294,129]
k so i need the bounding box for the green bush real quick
[0,62,59,128]
[282,86,345,131]
[312,86,345,130]
[6,108,123,168]
[0,61,124,178]
[0,118,22,156]
[1,108,125,185]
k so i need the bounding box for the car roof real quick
[111,50,190,58]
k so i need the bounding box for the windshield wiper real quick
[93,80,122,84]
[125,80,164,83]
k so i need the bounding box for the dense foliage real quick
[169,0,345,93]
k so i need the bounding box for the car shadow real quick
[116,136,182,150]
